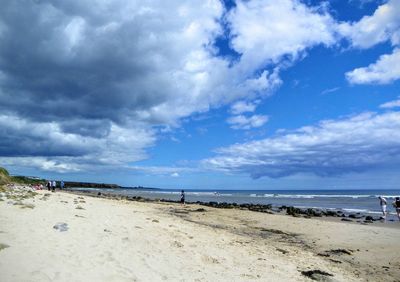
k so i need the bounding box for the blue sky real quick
[0,0,399,189]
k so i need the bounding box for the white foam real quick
[261,194,373,199]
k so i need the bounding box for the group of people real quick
[379,196,400,221]
[46,180,64,192]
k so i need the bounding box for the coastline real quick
[66,188,400,225]
[1,185,399,281]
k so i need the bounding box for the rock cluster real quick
[67,189,383,223]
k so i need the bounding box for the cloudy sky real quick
[0,0,399,189]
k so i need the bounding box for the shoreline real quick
[64,188,400,226]
[1,184,400,281]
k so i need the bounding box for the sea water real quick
[70,187,400,218]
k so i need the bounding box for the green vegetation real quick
[0,167,10,185]
[20,203,35,209]
[0,167,9,177]
[0,243,10,251]
[11,176,46,185]
[0,166,46,186]
[5,191,38,201]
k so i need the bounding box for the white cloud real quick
[170,172,180,177]
[227,0,337,72]
[127,165,195,176]
[7,0,393,174]
[0,114,155,172]
[380,97,400,109]
[204,111,400,178]
[340,0,400,85]
[339,0,400,48]
[0,157,84,173]
[0,0,345,173]
[230,100,258,115]
[321,87,340,95]
[227,114,269,130]
[346,48,400,84]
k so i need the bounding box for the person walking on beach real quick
[51,180,56,192]
[393,197,400,221]
[379,196,387,219]
[47,181,51,191]
[180,190,185,205]
[60,181,64,190]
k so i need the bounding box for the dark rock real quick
[365,215,373,221]
[301,270,334,281]
[53,222,68,232]
[208,201,218,207]
[64,181,119,189]
[317,253,330,257]
[194,208,206,212]
[341,218,353,222]
[348,214,363,219]
[329,259,342,264]
[328,249,353,255]
[276,248,289,254]
[286,206,302,216]
[325,210,337,217]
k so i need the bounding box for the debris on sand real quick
[53,222,69,232]
[301,269,334,281]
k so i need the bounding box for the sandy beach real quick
[0,185,399,282]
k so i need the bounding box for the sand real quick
[0,185,399,282]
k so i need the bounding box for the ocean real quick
[70,187,400,220]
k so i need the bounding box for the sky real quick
[0,0,399,190]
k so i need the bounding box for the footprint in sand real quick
[171,241,184,248]
[201,255,219,264]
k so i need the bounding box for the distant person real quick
[60,181,64,190]
[180,190,185,205]
[393,197,400,221]
[47,181,51,191]
[52,180,56,192]
[379,196,387,219]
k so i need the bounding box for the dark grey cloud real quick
[0,0,171,124]
[0,0,228,162]
[0,113,155,171]
[0,114,97,157]
[0,0,347,172]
